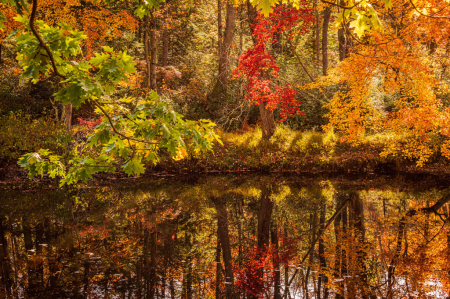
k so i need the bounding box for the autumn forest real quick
[1,0,450,297]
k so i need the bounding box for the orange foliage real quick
[313,0,450,166]
[1,0,137,56]
[0,3,21,40]
[37,0,137,55]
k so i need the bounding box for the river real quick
[0,173,449,298]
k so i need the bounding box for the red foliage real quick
[78,117,102,129]
[233,5,314,121]
[234,233,299,297]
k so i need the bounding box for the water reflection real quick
[0,174,449,298]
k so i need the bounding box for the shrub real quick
[0,112,71,161]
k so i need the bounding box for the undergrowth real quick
[155,125,450,174]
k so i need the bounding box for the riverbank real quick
[2,126,450,184]
[153,126,450,175]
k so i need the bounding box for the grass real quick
[154,125,450,175]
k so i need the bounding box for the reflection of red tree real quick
[234,233,298,297]
[233,5,314,121]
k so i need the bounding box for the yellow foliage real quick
[304,0,450,166]
[173,147,188,161]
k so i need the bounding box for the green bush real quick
[0,112,72,161]
[0,61,54,117]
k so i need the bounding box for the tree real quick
[1,0,137,129]
[234,4,313,139]
[12,0,220,184]
[208,0,236,111]
[313,0,450,166]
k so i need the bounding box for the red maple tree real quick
[233,5,314,121]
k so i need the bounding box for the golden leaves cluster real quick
[310,0,450,166]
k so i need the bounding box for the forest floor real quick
[155,127,450,175]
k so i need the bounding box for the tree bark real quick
[144,230,150,297]
[161,1,170,67]
[62,104,72,130]
[249,186,274,298]
[338,5,352,62]
[213,196,235,299]
[314,0,320,63]
[215,230,222,299]
[150,13,157,90]
[322,7,331,75]
[183,232,193,299]
[218,0,223,59]
[218,3,236,90]
[209,1,236,109]
[318,205,328,299]
[306,211,318,299]
[271,222,282,299]
[144,16,151,89]
[334,193,345,299]
[257,187,273,249]
[0,216,12,295]
[259,100,276,139]
[149,232,157,298]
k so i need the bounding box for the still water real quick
[0,174,449,298]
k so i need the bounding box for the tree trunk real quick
[144,16,151,89]
[0,216,12,295]
[183,232,193,299]
[257,187,273,249]
[218,3,236,90]
[144,230,150,297]
[314,0,320,63]
[341,195,348,299]
[162,27,169,67]
[338,5,352,62]
[215,230,222,299]
[161,1,170,67]
[318,205,328,299]
[213,196,235,299]
[250,186,274,298]
[237,198,244,299]
[306,212,318,299]
[259,101,276,139]
[209,1,236,109]
[23,216,37,296]
[322,7,331,75]
[218,0,223,59]
[62,104,72,130]
[272,222,282,299]
[150,13,157,90]
[349,192,375,299]
[149,232,157,298]
[334,193,344,299]
[284,226,290,299]
[247,2,276,139]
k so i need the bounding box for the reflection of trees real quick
[0,177,449,298]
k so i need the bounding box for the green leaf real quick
[103,46,114,53]
[134,5,146,19]
[123,158,145,176]
[166,139,177,156]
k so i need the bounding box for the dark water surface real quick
[1,174,450,298]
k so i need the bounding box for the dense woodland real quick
[1,0,450,177]
[2,0,450,298]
